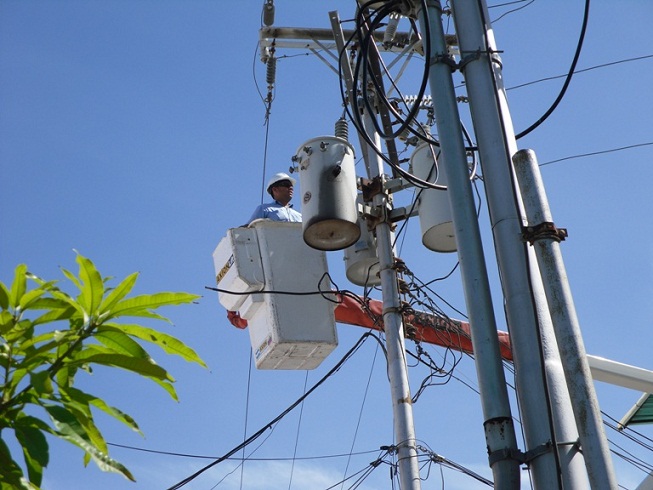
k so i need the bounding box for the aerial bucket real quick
[295,136,360,251]
[343,212,381,287]
[411,142,456,252]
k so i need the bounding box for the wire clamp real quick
[521,221,568,244]
[431,53,458,72]
[458,48,504,72]
[487,440,553,467]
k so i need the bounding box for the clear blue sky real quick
[1,1,652,489]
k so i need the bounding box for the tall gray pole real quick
[513,149,618,489]
[415,1,520,487]
[363,111,422,490]
[328,12,422,487]
[449,1,589,487]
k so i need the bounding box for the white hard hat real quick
[266,172,296,195]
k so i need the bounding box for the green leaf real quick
[31,306,77,327]
[29,371,54,396]
[62,386,142,435]
[14,425,49,487]
[0,310,16,334]
[67,349,173,381]
[150,377,178,401]
[76,254,104,316]
[48,289,84,317]
[9,264,28,310]
[17,288,47,312]
[94,329,149,359]
[98,272,138,316]
[104,323,207,368]
[3,319,34,343]
[0,282,10,310]
[60,267,81,290]
[44,405,135,481]
[107,292,200,320]
[0,437,28,488]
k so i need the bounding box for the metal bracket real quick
[487,441,553,467]
[361,176,383,201]
[458,49,504,72]
[431,52,457,72]
[521,221,568,245]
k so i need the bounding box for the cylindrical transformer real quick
[411,142,456,252]
[295,136,360,251]
[343,208,381,286]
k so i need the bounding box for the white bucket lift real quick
[213,220,338,370]
[411,142,457,253]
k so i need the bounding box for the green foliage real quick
[0,253,205,488]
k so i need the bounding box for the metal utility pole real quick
[514,149,619,489]
[329,11,422,489]
[448,1,589,487]
[361,91,423,490]
[415,1,520,487]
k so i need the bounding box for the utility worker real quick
[228,173,302,329]
[248,172,302,224]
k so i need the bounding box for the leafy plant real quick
[0,253,205,488]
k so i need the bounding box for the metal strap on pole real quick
[513,148,619,489]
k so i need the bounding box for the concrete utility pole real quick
[448,0,589,487]
[514,149,619,489]
[415,0,520,487]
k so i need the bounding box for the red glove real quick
[227,310,248,329]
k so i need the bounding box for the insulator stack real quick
[383,13,400,46]
[262,0,275,26]
[335,118,349,141]
[403,95,433,109]
[266,56,276,86]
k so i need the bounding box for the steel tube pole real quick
[362,111,422,490]
[449,1,588,487]
[415,1,520,487]
[513,149,618,489]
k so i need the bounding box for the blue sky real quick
[1,1,653,489]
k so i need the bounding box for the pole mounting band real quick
[521,221,568,245]
[488,441,553,467]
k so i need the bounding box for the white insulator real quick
[262,0,275,26]
[383,13,400,46]
[403,95,433,109]
[266,56,276,86]
[334,118,348,141]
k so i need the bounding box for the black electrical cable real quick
[515,0,591,139]
[165,332,377,489]
[539,141,653,167]
[508,53,653,91]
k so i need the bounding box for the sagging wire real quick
[394,263,470,402]
[287,371,310,490]
[325,447,398,490]
[513,0,591,139]
[166,331,379,490]
[339,319,384,489]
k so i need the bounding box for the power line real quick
[507,54,653,92]
[539,142,653,167]
[165,332,378,489]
